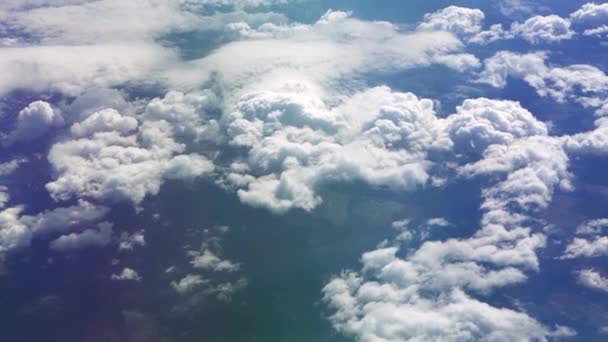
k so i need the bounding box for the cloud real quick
[3,101,64,145]
[111,267,142,282]
[223,85,447,213]
[445,98,548,156]
[190,249,240,272]
[0,43,178,97]
[49,221,113,252]
[319,86,600,341]
[169,12,479,96]
[563,236,608,259]
[0,158,27,177]
[417,6,485,38]
[118,230,146,251]
[70,108,137,138]
[46,107,214,204]
[509,15,574,44]
[575,219,608,235]
[577,269,608,292]
[477,51,608,115]
[570,3,608,25]
[0,200,108,252]
[171,274,207,295]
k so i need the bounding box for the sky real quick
[1,0,608,341]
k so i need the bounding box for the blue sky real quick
[1,1,608,341]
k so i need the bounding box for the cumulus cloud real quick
[477,51,608,115]
[3,101,64,145]
[562,218,608,259]
[111,267,142,282]
[577,269,608,292]
[418,6,574,45]
[0,158,27,177]
[118,230,146,251]
[46,107,214,204]
[171,274,206,295]
[417,6,485,39]
[571,2,608,37]
[0,200,108,253]
[509,15,574,44]
[319,83,602,340]
[445,98,548,155]
[49,221,113,252]
[222,85,449,213]
[190,249,239,272]
[570,3,608,25]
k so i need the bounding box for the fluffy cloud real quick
[3,101,64,145]
[118,230,146,251]
[0,158,26,177]
[111,267,142,282]
[49,221,113,252]
[445,98,548,155]
[171,274,206,295]
[568,1,608,37]
[0,200,108,253]
[471,14,574,45]
[509,15,574,44]
[562,218,608,259]
[169,12,479,96]
[320,84,599,340]
[190,249,239,272]
[46,107,214,204]
[570,3,608,25]
[477,51,608,115]
[577,269,608,292]
[223,85,447,213]
[417,6,485,39]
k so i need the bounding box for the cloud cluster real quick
[3,101,64,145]
[319,86,608,340]
[46,107,214,204]
[562,218,608,259]
[0,200,108,253]
[477,51,608,116]
[577,269,608,292]
[112,267,142,282]
[49,221,113,252]
[418,6,575,45]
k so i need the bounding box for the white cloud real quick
[563,236,608,259]
[49,221,113,252]
[70,108,137,138]
[417,6,485,39]
[118,230,146,251]
[584,24,608,36]
[0,158,27,177]
[577,269,608,292]
[171,274,207,295]
[570,3,608,25]
[445,97,548,155]
[575,218,608,235]
[477,51,608,115]
[3,101,64,145]
[509,15,574,44]
[223,85,447,213]
[190,249,240,272]
[0,43,177,97]
[0,200,108,252]
[169,13,479,97]
[111,267,142,282]
[46,108,214,204]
